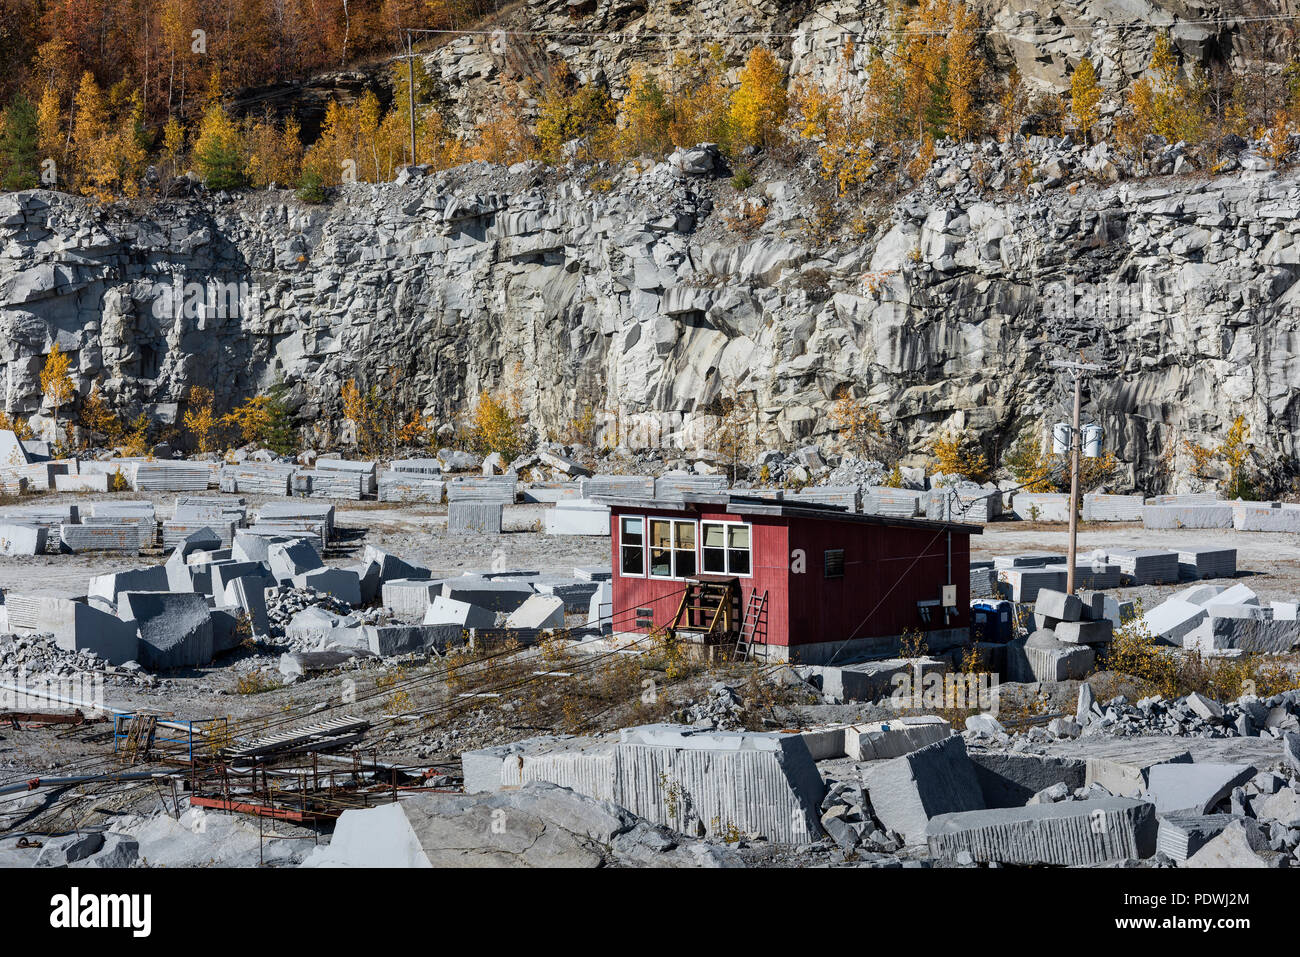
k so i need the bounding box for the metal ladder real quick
[735,590,769,661]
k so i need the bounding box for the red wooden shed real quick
[604,493,980,665]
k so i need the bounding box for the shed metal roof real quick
[600,492,983,535]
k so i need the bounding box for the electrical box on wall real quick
[942,585,956,609]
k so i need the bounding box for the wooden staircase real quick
[666,579,740,642]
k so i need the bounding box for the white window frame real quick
[647,516,700,581]
[619,516,646,578]
[700,520,753,579]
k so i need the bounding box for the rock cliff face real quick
[424,0,1296,131]
[5,144,1300,490]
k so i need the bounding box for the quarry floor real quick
[3,496,1298,842]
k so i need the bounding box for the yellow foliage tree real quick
[467,389,524,461]
[792,42,877,195]
[183,386,221,452]
[930,429,989,481]
[124,412,150,456]
[39,343,75,442]
[729,47,788,149]
[245,115,303,188]
[1070,58,1103,143]
[78,385,121,448]
[616,67,674,159]
[1217,415,1252,498]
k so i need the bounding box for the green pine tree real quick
[0,94,40,191]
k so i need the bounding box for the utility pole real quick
[406,31,418,167]
[1050,359,1105,595]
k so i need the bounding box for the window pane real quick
[621,517,643,544]
[728,549,750,574]
[650,520,672,549]
[621,545,644,575]
[674,521,695,549]
[728,525,750,549]
[650,548,672,576]
[703,547,726,573]
[675,549,696,578]
[703,523,725,547]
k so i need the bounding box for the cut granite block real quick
[927,797,1157,865]
[862,736,984,846]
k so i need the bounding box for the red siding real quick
[609,503,970,650]
[610,505,788,643]
[785,519,970,647]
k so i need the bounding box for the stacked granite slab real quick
[845,716,952,761]
[993,552,1065,570]
[542,499,610,535]
[1011,492,1071,522]
[83,515,155,549]
[1177,546,1237,580]
[653,473,728,500]
[219,462,297,495]
[1232,504,1300,532]
[4,460,68,491]
[390,458,443,475]
[735,487,783,501]
[861,486,923,518]
[1041,561,1121,590]
[58,523,138,554]
[1082,493,1145,521]
[313,458,377,495]
[1107,549,1180,585]
[927,484,1002,523]
[1143,503,1235,529]
[996,567,1066,603]
[519,482,585,504]
[0,504,78,539]
[587,474,654,501]
[255,501,334,544]
[132,460,211,492]
[1145,493,1220,506]
[445,474,517,503]
[969,562,998,599]
[164,509,237,549]
[790,485,859,510]
[448,501,503,534]
[243,525,323,551]
[292,469,365,499]
[378,470,445,502]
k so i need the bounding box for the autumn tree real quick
[193,102,246,190]
[78,383,121,448]
[1217,415,1253,499]
[466,389,524,461]
[535,63,615,163]
[930,428,989,482]
[245,115,303,187]
[1070,58,1103,143]
[183,386,221,452]
[730,46,788,149]
[39,343,75,443]
[616,67,674,159]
